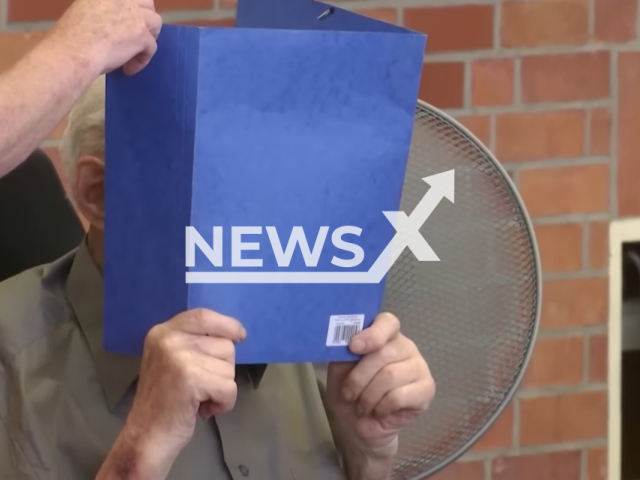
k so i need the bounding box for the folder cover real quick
[103,0,427,364]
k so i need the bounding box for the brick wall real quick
[1,0,639,479]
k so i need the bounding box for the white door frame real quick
[608,218,640,480]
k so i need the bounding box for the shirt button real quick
[239,465,249,477]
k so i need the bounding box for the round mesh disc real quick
[383,101,541,479]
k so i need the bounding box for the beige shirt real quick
[0,242,347,480]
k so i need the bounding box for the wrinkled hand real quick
[124,309,245,458]
[325,313,435,458]
[52,0,162,76]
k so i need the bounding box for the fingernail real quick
[240,327,247,340]
[350,338,365,354]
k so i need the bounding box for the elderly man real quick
[0,78,435,480]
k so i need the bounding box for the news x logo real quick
[186,170,455,284]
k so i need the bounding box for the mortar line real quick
[421,44,628,62]
[463,59,472,110]
[514,57,522,105]
[493,0,501,50]
[637,3,640,46]
[337,0,498,9]
[610,49,619,217]
[511,156,610,170]
[580,448,588,480]
[513,397,520,449]
[397,5,405,25]
[583,329,590,384]
[3,20,52,31]
[484,459,491,480]
[516,383,607,398]
[537,325,608,339]
[588,0,595,40]
[583,219,591,271]
[585,108,593,156]
[543,269,608,281]
[443,98,611,117]
[486,111,497,155]
[531,212,611,225]
[462,439,607,461]
[0,0,7,27]
[152,9,234,22]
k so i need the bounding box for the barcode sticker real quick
[326,314,365,347]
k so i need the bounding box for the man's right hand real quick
[96,309,245,480]
[51,0,163,76]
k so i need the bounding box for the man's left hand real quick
[325,312,435,460]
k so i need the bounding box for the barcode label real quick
[326,314,365,347]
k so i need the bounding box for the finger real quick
[188,335,236,363]
[122,32,157,76]
[357,358,423,416]
[374,380,435,419]
[341,338,413,402]
[169,308,246,342]
[349,312,400,355]
[143,9,163,39]
[197,377,238,419]
[187,351,235,379]
[192,367,238,412]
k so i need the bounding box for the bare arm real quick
[0,31,100,178]
[0,0,162,178]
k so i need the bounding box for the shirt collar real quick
[65,239,266,411]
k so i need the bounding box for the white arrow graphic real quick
[186,169,455,284]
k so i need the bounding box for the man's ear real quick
[72,156,105,231]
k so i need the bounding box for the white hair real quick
[60,76,106,184]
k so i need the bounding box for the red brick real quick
[220,0,237,9]
[589,221,609,269]
[404,5,494,53]
[418,63,465,109]
[472,403,513,452]
[587,448,607,480]
[7,0,213,22]
[155,0,213,10]
[618,52,640,216]
[519,164,609,217]
[522,336,583,389]
[177,18,236,27]
[0,31,48,73]
[428,461,485,480]
[534,224,583,274]
[522,52,610,103]
[542,278,608,328]
[472,59,514,107]
[456,115,491,147]
[589,334,607,382]
[519,391,607,445]
[496,110,585,162]
[492,450,581,480]
[595,0,638,42]
[356,8,397,24]
[590,108,612,156]
[501,0,589,48]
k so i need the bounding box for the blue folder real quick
[103,0,426,364]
